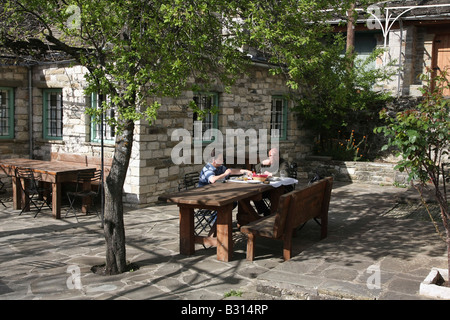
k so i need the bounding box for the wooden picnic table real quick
[158,180,295,262]
[0,158,97,219]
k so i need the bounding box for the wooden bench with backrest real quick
[51,152,112,183]
[241,177,333,261]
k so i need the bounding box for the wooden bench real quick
[241,177,333,261]
[51,152,112,181]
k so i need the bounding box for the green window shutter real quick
[43,89,63,140]
[271,96,288,141]
[193,92,219,144]
[90,93,116,144]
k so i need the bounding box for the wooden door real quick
[432,33,450,96]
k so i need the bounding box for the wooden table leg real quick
[11,176,22,210]
[17,177,30,212]
[52,182,61,219]
[237,199,261,226]
[269,186,285,213]
[216,203,233,262]
[179,206,195,256]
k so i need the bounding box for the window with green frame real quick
[0,87,14,139]
[89,93,116,144]
[192,92,219,143]
[270,96,288,140]
[43,89,63,140]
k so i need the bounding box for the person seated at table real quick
[253,148,291,216]
[198,151,252,187]
[254,148,289,177]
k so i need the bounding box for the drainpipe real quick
[28,66,33,159]
[98,93,105,227]
[397,19,404,97]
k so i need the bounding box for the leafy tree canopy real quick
[1,0,247,130]
[238,0,394,141]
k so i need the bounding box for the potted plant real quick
[375,67,449,298]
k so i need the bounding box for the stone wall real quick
[30,63,115,160]
[297,158,410,186]
[139,65,313,204]
[383,25,435,97]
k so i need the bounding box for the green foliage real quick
[224,289,243,298]
[315,130,368,161]
[235,0,394,158]
[1,0,247,133]
[293,46,394,133]
[188,100,219,122]
[375,68,450,184]
[377,67,450,247]
[376,68,450,274]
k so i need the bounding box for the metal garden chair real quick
[178,172,218,241]
[0,178,7,207]
[66,170,102,222]
[15,168,52,217]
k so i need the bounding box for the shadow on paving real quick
[0,181,447,300]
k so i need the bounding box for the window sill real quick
[88,141,115,148]
[40,139,64,144]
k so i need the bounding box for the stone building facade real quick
[381,24,447,97]
[349,1,450,97]
[0,61,311,207]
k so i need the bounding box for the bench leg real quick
[282,230,293,261]
[246,233,255,261]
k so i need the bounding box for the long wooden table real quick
[158,181,289,262]
[0,158,97,219]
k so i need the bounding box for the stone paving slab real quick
[255,184,448,300]
[0,181,447,301]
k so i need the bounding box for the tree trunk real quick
[103,118,135,275]
[346,3,355,50]
[346,3,355,68]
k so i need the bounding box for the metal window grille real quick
[46,91,63,138]
[0,90,9,137]
[95,108,116,141]
[271,97,284,138]
[193,93,216,141]
[89,94,116,142]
